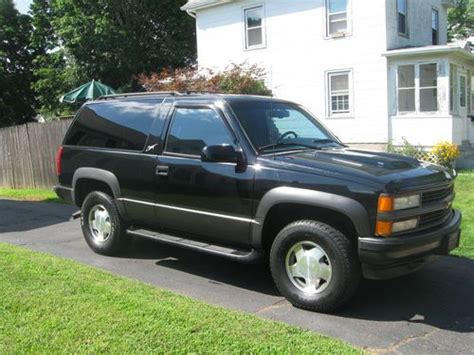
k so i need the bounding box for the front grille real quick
[422,185,454,205]
[418,209,451,228]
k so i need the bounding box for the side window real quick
[65,100,160,150]
[397,65,415,112]
[450,64,458,112]
[244,6,265,49]
[397,0,408,37]
[326,0,348,36]
[432,9,439,45]
[327,70,352,116]
[165,108,234,156]
[419,63,438,112]
[460,75,467,108]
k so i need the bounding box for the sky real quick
[14,0,32,14]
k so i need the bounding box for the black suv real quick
[55,93,462,312]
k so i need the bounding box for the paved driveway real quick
[1,199,473,354]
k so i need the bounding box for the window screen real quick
[420,63,438,112]
[165,108,234,156]
[398,65,415,112]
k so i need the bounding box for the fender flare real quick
[250,186,371,248]
[72,168,127,218]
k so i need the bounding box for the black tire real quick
[270,220,360,313]
[81,191,129,256]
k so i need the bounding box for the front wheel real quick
[270,220,360,312]
[81,191,129,256]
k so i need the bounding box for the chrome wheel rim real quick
[88,204,112,243]
[285,241,332,294]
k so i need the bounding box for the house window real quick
[326,0,348,36]
[432,9,439,45]
[470,75,473,112]
[460,75,467,108]
[420,63,438,112]
[397,63,438,113]
[328,71,351,116]
[397,0,408,36]
[450,64,458,112]
[397,65,415,112]
[244,6,264,49]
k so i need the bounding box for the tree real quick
[0,0,35,127]
[30,0,82,118]
[50,0,196,90]
[448,0,474,40]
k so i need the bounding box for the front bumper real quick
[359,209,462,279]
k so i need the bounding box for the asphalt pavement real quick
[1,199,473,354]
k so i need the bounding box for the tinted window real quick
[65,99,161,150]
[229,100,334,151]
[165,108,234,156]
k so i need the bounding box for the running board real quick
[126,228,262,263]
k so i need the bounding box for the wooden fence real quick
[0,119,72,189]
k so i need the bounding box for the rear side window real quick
[165,108,234,156]
[65,100,161,151]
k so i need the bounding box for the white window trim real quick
[326,69,354,118]
[397,0,409,38]
[396,62,440,116]
[324,0,352,39]
[243,4,266,51]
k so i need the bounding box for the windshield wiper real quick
[312,138,337,144]
[259,142,320,152]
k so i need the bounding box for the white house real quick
[181,0,474,165]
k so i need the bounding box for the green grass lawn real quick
[0,188,61,203]
[453,170,474,259]
[0,243,360,354]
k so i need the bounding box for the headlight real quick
[394,195,421,210]
[375,218,418,237]
[378,194,421,212]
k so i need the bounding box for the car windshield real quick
[229,100,341,153]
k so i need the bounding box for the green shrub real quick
[432,141,461,168]
[387,137,424,158]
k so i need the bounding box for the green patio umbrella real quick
[60,80,117,104]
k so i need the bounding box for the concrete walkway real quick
[1,199,473,354]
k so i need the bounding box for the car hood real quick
[271,148,454,192]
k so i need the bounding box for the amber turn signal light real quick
[378,195,394,213]
[375,220,393,237]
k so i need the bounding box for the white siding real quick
[191,0,455,145]
[386,0,449,50]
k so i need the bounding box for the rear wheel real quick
[81,191,129,256]
[270,220,360,312]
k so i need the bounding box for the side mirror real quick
[201,145,242,164]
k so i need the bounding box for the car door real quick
[154,103,255,247]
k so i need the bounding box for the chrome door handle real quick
[156,165,169,176]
